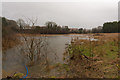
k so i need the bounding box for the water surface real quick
[2,34,97,75]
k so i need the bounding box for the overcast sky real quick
[1,0,120,29]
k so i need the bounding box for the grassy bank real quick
[63,33,119,78]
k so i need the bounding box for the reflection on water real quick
[2,34,98,75]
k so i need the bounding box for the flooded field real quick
[2,34,97,77]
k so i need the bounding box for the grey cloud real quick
[2,1,118,28]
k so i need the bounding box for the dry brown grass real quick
[2,35,21,51]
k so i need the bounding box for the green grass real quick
[67,43,93,57]
[68,40,118,59]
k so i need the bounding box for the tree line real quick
[17,18,70,34]
[102,21,119,33]
[78,21,119,33]
[2,17,120,36]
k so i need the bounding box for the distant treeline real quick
[18,28,69,34]
[2,17,120,36]
[18,22,70,34]
[78,21,119,33]
[103,21,119,33]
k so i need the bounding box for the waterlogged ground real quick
[2,34,96,78]
[2,33,119,78]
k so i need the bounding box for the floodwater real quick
[2,34,98,77]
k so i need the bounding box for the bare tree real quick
[19,17,49,67]
[17,19,26,29]
[21,35,49,65]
